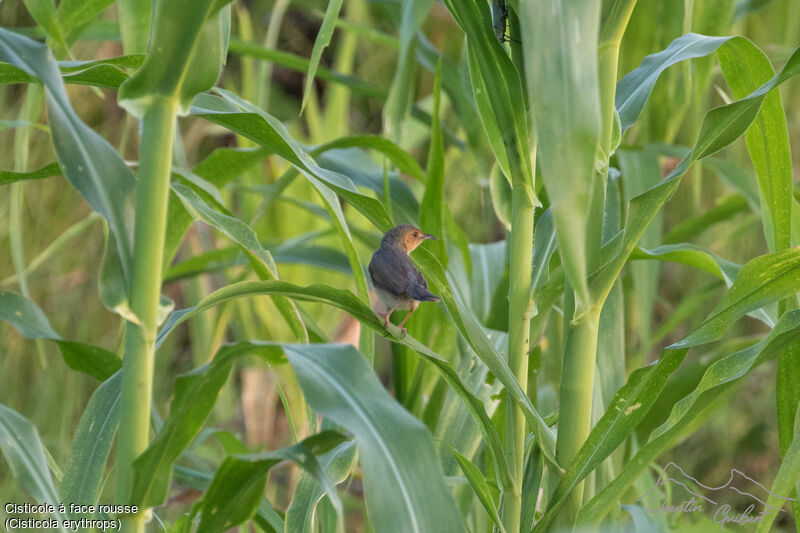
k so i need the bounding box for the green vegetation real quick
[1,0,799,531]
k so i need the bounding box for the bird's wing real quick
[406,265,440,302]
[369,248,409,296]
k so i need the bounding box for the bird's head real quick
[382,224,438,253]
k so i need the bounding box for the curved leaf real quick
[315,135,425,182]
[578,310,800,526]
[301,0,344,113]
[0,28,136,289]
[118,0,230,115]
[285,441,357,533]
[671,248,800,348]
[130,341,284,507]
[719,36,792,253]
[0,290,120,380]
[61,372,122,521]
[591,41,800,302]
[284,343,464,533]
[0,404,69,532]
[197,431,348,533]
[155,280,514,488]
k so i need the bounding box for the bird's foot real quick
[380,313,390,329]
[400,327,407,338]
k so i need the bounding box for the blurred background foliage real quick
[0,0,799,530]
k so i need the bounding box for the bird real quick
[368,224,441,336]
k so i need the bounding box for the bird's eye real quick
[413,231,419,237]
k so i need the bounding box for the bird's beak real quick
[422,233,438,240]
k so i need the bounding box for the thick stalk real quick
[116,98,178,533]
[554,303,601,527]
[501,183,535,533]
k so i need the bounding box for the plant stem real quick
[501,181,536,533]
[117,97,178,533]
[553,301,601,527]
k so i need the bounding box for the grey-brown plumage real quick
[369,225,440,335]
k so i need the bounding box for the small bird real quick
[368,225,441,335]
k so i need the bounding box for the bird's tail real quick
[417,291,441,302]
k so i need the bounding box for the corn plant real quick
[1,0,799,532]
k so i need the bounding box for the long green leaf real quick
[450,447,507,533]
[129,341,284,507]
[0,290,120,380]
[61,372,122,521]
[0,28,135,290]
[118,0,231,115]
[616,33,737,132]
[285,442,357,533]
[718,36,792,253]
[754,403,800,533]
[383,0,432,140]
[442,0,533,195]
[419,59,446,263]
[284,343,464,532]
[0,404,69,532]
[171,180,308,341]
[521,0,601,309]
[578,310,800,526]
[155,280,514,487]
[197,431,348,533]
[592,42,800,302]
[301,0,344,113]
[671,248,800,347]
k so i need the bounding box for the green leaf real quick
[171,181,308,342]
[718,36,792,253]
[630,243,739,284]
[671,248,800,348]
[130,342,284,507]
[0,290,121,380]
[521,0,602,309]
[23,0,69,55]
[450,447,507,533]
[284,343,464,532]
[56,0,116,44]
[315,135,425,182]
[592,42,800,302]
[172,464,285,532]
[0,404,69,532]
[442,0,534,194]
[197,431,347,533]
[383,0,432,140]
[155,280,514,488]
[191,92,394,231]
[419,59,446,263]
[0,29,136,290]
[285,442,357,533]
[754,403,800,533]
[302,0,344,113]
[532,347,689,533]
[578,310,800,526]
[616,33,736,132]
[118,0,231,115]
[163,146,271,269]
[61,372,122,520]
